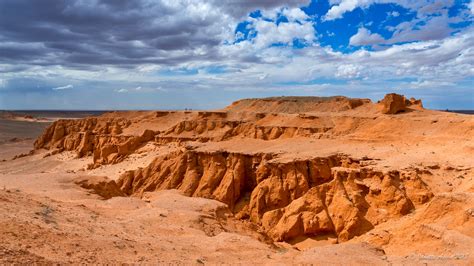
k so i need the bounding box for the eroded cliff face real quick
[32,111,372,170]
[164,119,332,141]
[33,112,335,169]
[34,118,156,167]
[116,150,433,242]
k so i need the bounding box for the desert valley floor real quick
[0,94,473,264]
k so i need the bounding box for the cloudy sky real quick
[0,0,473,110]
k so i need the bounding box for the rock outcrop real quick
[380,93,407,114]
[379,93,424,114]
[74,175,125,199]
[116,150,432,242]
[163,119,332,141]
[34,118,130,149]
[262,167,432,241]
[34,118,157,168]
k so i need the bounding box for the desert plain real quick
[0,93,473,264]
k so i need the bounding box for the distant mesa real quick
[0,111,50,122]
[226,93,423,115]
[225,96,372,113]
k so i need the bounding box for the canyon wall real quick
[116,150,432,242]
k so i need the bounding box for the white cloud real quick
[137,65,161,73]
[389,11,400,17]
[388,13,453,43]
[114,86,167,93]
[352,11,457,46]
[410,80,456,89]
[469,1,474,14]
[325,0,371,21]
[251,17,315,48]
[335,64,362,79]
[52,84,73,90]
[349,27,385,46]
[214,24,473,94]
[154,86,167,92]
[282,7,309,22]
[415,0,454,17]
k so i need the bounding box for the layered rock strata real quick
[117,150,432,242]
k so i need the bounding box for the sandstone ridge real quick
[225,96,372,113]
[116,149,433,242]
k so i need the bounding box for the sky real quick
[0,0,473,110]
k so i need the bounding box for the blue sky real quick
[0,0,473,110]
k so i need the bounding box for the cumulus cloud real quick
[349,28,385,46]
[387,13,454,44]
[325,0,371,20]
[52,84,73,90]
[252,18,316,48]
[282,7,310,21]
[335,64,362,79]
[350,7,460,46]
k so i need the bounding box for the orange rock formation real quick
[32,93,473,247]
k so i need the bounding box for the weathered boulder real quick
[380,93,407,114]
[408,97,424,109]
[74,175,125,199]
[379,93,424,114]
